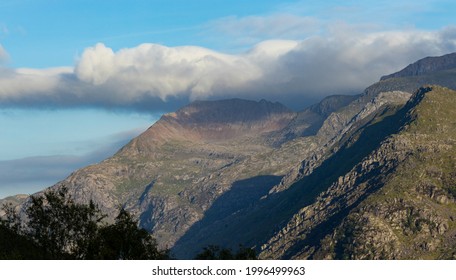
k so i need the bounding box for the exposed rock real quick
[381,52,456,80]
[260,86,456,260]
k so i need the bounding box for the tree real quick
[195,245,257,260]
[0,202,22,233]
[234,245,257,260]
[1,187,169,260]
[88,208,169,260]
[0,224,48,259]
[25,187,105,259]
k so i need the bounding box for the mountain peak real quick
[123,99,296,154]
[167,98,293,125]
[381,52,456,80]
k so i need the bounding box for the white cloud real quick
[74,43,262,101]
[75,43,116,85]
[258,27,456,95]
[0,26,456,111]
[0,67,70,103]
[205,14,320,47]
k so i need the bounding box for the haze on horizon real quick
[1,0,456,198]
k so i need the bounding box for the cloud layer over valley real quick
[0,127,145,197]
[1,26,456,112]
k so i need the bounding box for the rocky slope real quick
[13,97,343,252]
[259,86,456,259]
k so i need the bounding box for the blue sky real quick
[2,0,455,68]
[1,0,456,198]
[1,0,286,68]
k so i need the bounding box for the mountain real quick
[381,52,456,80]
[4,52,456,259]
[18,98,316,251]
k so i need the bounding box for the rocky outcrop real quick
[274,94,358,142]
[269,90,411,194]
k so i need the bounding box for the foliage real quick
[195,245,257,260]
[25,187,105,259]
[0,202,22,233]
[87,209,169,260]
[0,225,49,259]
[0,187,169,260]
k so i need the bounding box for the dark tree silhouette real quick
[25,187,105,259]
[88,208,169,260]
[1,187,169,260]
[0,224,48,259]
[195,244,257,260]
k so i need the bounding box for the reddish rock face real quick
[124,99,296,153]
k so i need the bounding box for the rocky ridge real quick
[260,86,456,259]
[381,52,456,80]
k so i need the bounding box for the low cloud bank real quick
[1,27,456,111]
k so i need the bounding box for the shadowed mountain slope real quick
[260,86,456,259]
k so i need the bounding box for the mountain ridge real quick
[381,52,456,80]
[118,98,296,155]
[260,85,456,259]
